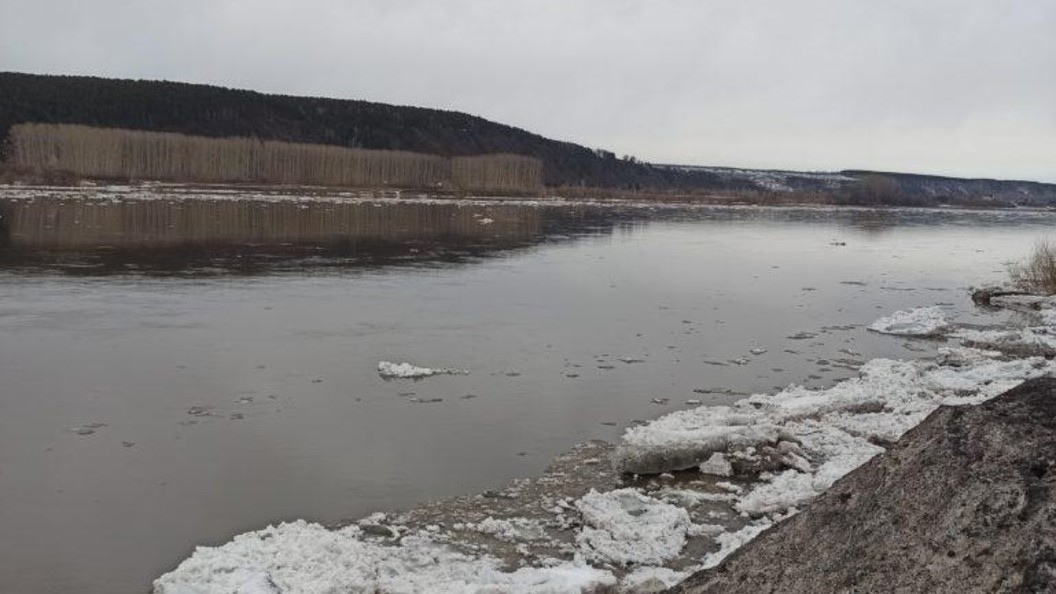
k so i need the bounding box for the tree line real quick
[8,123,543,193]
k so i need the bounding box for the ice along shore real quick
[153,295,1056,594]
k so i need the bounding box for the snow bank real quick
[377,361,468,379]
[575,489,692,566]
[867,306,948,336]
[153,521,615,594]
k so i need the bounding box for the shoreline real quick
[152,294,1056,593]
[0,181,1045,212]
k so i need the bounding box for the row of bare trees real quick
[7,123,543,194]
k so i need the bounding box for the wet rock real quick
[670,377,1056,594]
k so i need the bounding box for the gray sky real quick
[3,0,1054,182]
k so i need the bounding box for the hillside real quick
[664,164,1056,206]
[0,72,733,190]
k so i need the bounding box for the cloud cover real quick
[2,0,1054,182]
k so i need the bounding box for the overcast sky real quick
[3,0,1054,182]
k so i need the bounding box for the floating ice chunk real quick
[153,521,616,594]
[613,407,785,475]
[377,361,468,379]
[698,452,733,477]
[575,488,691,566]
[867,306,948,336]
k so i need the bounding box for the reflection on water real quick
[0,197,550,274]
[2,196,1053,275]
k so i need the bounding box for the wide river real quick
[0,189,1051,593]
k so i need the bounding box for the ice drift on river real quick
[614,347,1054,514]
[866,305,948,336]
[157,303,1056,593]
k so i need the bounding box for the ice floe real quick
[574,489,692,566]
[867,306,948,336]
[377,361,469,379]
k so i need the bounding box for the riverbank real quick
[152,293,1056,593]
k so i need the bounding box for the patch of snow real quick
[701,520,773,569]
[377,361,468,379]
[867,306,948,336]
[618,566,689,593]
[575,489,691,566]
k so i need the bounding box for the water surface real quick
[0,192,1050,593]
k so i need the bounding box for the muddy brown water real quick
[0,189,1051,593]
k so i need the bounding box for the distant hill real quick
[1,71,1054,203]
[662,165,1056,206]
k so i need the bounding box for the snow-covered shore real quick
[154,301,1056,594]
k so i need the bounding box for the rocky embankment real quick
[671,376,1056,594]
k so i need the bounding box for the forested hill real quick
[0,71,733,190]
